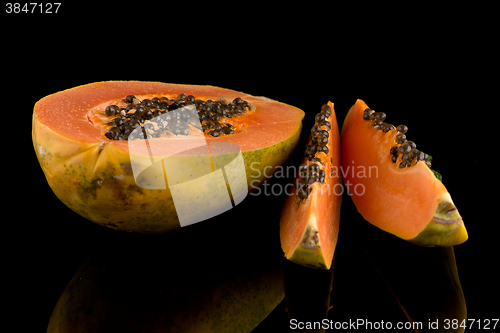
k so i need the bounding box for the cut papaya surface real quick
[33,81,304,233]
[341,99,467,246]
[280,102,342,269]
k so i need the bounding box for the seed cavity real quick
[362,107,431,169]
[103,94,252,140]
[297,104,332,201]
[299,226,320,250]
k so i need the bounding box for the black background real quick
[3,5,496,332]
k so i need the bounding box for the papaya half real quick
[47,221,284,333]
[33,81,304,233]
[340,99,467,246]
[280,102,342,270]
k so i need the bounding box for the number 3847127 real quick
[6,3,61,13]
[444,319,498,330]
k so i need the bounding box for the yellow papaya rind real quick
[287,245,329,270]
[407,193,468,247]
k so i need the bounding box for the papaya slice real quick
[341,99,467,246]
[33,81,304,233]
[280,102,342,269]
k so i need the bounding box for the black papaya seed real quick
[317,145,329,154]
[406,141,416,149]
[398,144,411,154]
[105,105,119,116]
[396,124,408,133]
[374,112,386,121]
[320,120,331,129]
[315,113,326,123]
[309,163,320,172]
[103,94,252,140]
[311,124,322,135]
[321,104,332,114]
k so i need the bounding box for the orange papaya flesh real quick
[280,102,342,270]
[341,99,467,246]
[33,81,304,233]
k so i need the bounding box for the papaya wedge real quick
[341,99,467,247]
[346,197,467,333]
[280,102,342,270]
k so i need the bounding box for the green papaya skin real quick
[408,193,468,247]
[346,196,466,333]
[47,223,284,333]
